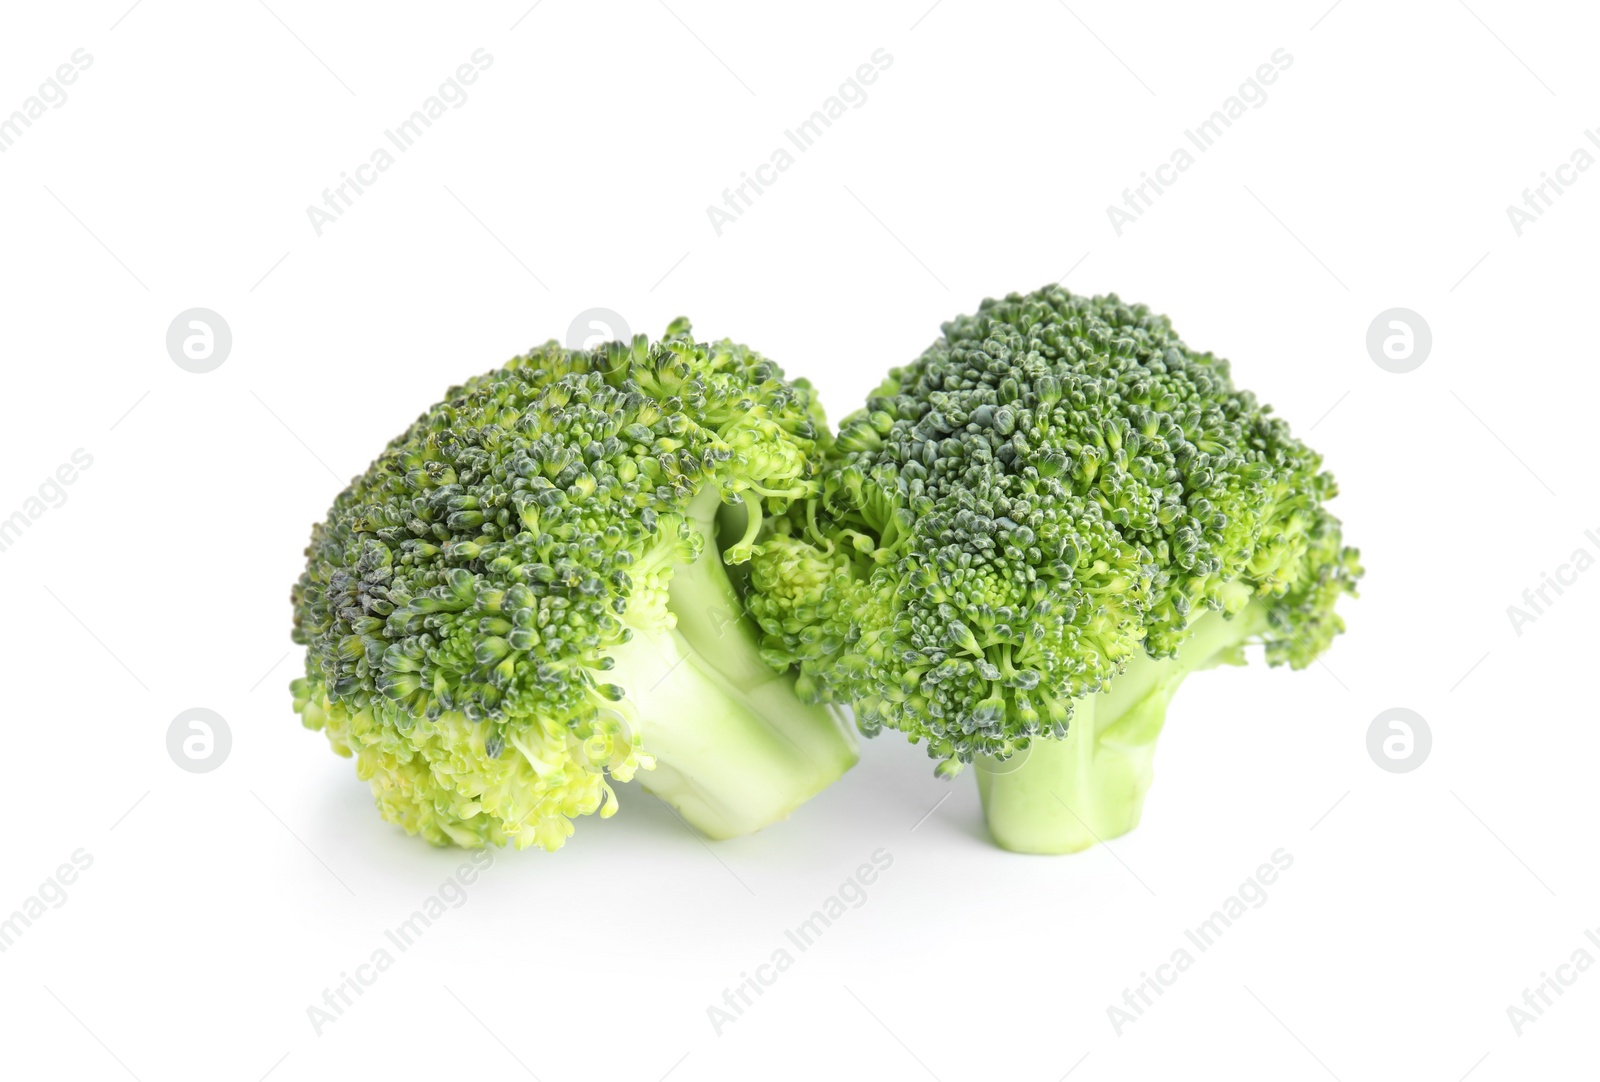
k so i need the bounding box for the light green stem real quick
[612,489,858,839]
[976,605,1268,854]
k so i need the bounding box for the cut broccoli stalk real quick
[975,604,1269,854]
[610,489,858,839]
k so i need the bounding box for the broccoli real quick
[747,287,1360,853]
[291,320,858,851]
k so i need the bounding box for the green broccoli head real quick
[749,286,1361,782]
[292,320,856,851]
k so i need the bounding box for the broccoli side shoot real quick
[291,321,857,851]
[746,287,1360,853]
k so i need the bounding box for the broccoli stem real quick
[608,489,858,839]
[975,605,1268,854]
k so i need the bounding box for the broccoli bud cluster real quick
[291,322,829,849]
[748,286,1361,768]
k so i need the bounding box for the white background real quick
[0,1,1594,1079]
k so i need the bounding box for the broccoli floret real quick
[291,320,857,851]
[747,287,1360,853]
